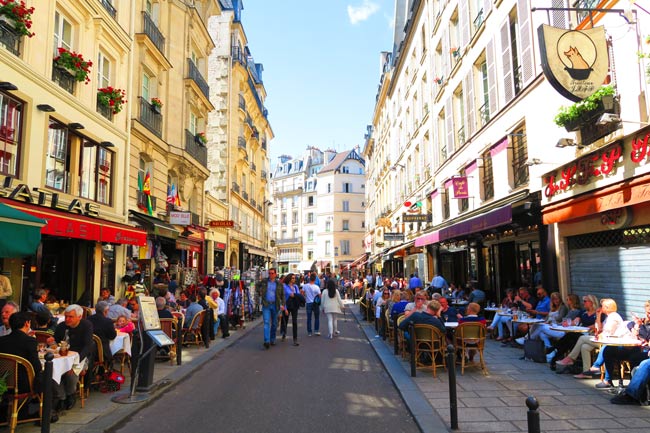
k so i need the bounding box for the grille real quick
[567,225,650,249]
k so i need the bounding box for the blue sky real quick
[241,0,395,162]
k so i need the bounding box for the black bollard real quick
[393,318,399,355]
[41,352,54,433]
[526,396,540,433]
[176,325,183,365]
[409,323,416,377]
[446,343,458,430]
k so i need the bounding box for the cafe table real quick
[451,300,468,306]
[110,332,132,356]
[445,322,459,329]
[512,317,544,341]
[40,350,81,384]
[590,336,642,387]
[550,325,590,333]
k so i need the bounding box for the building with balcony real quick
[207,0,273,271]
[363,0,650,315]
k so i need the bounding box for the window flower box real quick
[97,87,126,114]
[554,85,617,132]
[0,0,35,37]
[151,97,162,114]
[53,47,92,84]
[195,132,207,145]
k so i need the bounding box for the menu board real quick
[138,295,161,331]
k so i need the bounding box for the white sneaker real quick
[314,332,321,336]
[334,330,341,335]
[515,337,526,345]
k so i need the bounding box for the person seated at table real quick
[0,301,18,336]
[0,311,42,392]
[557,298,627,388]
[88,301,117,364]
[403,291,429,318]
[600,300,650,388]
[114,315,135,334]
[515,288,560,345]
[398,299,446,349]
[610,355,650,405]
[439,297,461,323]
[390,290,409,321]
[459,303,487,325]
[531,293,580,352]
[386,290,401,317]
[487,289,515,336]
[29,288,53,317]
[497,287,537,343]
[548,294,600,366]
[127,297,140,316]
[177,290,191,309]
[449,283,465,300]
[108,297,131,320]
[48,304,94,411]
[156,296,173,319]
[96,288,115,306]
[466,283,486,306]
[183,294,203,330]
[34,310,56,334]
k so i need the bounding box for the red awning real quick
[2,200,147,246]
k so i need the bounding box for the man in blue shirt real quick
[255,268,286,349]
[430,273,449,294]
[529,287,550,319]
[408,273,422,290]
[467,283,486,305]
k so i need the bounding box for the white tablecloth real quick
[110,332,131,356]
[445,322,459,328]
[40,350,80,384]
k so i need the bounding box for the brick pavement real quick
[350,301,650,433]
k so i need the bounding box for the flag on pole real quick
[166,184,175,204]
[175,185,181,207]
[143,171,153,215]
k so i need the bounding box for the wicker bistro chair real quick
[0,353,43,433]
[385,308,394,344]
[454,322,488,375]
[88,334,111,401]
[413,324,447,377]
[396,315,409,360]
[172,311,185,329]
[183,310,205,347]
[158,318,178,365]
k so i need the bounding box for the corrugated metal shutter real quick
[568,227,650,317]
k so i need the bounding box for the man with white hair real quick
[0,301,18,336]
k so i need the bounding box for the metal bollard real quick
[409,323,416,377]
[446,343,458,430]
[41,352,54,433]
[526,396,540,433]
[176,326,183,365]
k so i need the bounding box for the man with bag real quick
[255,268,285,350]
[303,274,321,336]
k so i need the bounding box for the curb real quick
[348,302,450,433]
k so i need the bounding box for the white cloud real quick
[347,1,380,25]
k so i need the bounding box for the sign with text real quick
[452,176,469,198]
[383,232,405,242]
[209,220,234,227]
[169,211,191,226]
[402,213,431,223]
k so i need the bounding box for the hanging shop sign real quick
[452,176,469,199]
[538,25,608,101]
[169,211,191,226]
[402,213,431,223]
[383,232,405,242]
[209,220,234,227]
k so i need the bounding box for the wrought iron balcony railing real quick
[142,12,164,55]
[139,97,162,136]
[187,59,210,99]
[184,129,207,168]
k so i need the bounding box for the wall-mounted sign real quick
[403,213,431,223]
[169,211,191,226]
[215,242,226,250]
[538,25,608,102]
[600,208,632,230]
[209,220,234,227]
[383,232,405,242]
[452,176,468,199]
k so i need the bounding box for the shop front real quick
[542,128,650,316]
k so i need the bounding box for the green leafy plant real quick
[196,132,207,144]
[53,47,92,84]
[0,370,9,395]
[151,97,163,108]
[553,85,615,128]
[97,87,126,114]
[0,0,35,37]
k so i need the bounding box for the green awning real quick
[0,202,46,257]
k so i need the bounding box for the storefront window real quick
[101,244,115,291]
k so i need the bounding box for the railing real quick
[238,94,246,110]
[238,136,246,150]
[261,170,267,179]
[242,191,249,200]
[232,46,246,65]
[0,20,21,56]
[101,0,117,18]
[457,125,465,146]
[52,62,76,94]
[187,59,210,99]
[257,204,262,213]
[137,190,157,211]
[275,237,301,245]
[251,198,256,207]
[142,12,165,55]
[96,100,113,121]
[479,101,490,127]
[184,129,207,168]
[139,97,162,136]
[232,182,240,193]
[473,9,484,34]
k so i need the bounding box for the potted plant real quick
[434,76,444,85]
[553,85,616,132]
[151,97,163,114]
[450,47,460,57]
[53,47,92,84]
[0,0,35,37]
[195,132,208,145]
[97,86,127,114]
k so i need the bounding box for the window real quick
[361,221,365,228]
[97,52,111,88]
[325,241,331,255]
[342,166,349,174]
[308,196,314,206]
[307,212,314,224]
[442,189,450,220]
[0,93,23,177]
[325,220,331,232]
[343,182,352,192]
[342,201,350,212]
[482,150,494,200]
[281,230,286,239]
[80,141,113,205]
[340,240,350,255]
[281,213,287,225]
[189,111,198,135]
[53,11,72,55]
[342,220,349,231]
[142,73,151,101]
[292,211,297,223]
[293,229,298,238]
[511,126,529,187]
[307,250,314,260]
[45,120,70,192]
[307,231,314,242]
[479,60,489,126]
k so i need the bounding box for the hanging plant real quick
[97,86,127,114]
[0,0,35,37]
[553,85,615,130]
[53,47,93,84]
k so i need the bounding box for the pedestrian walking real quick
[303,274,321,336]
[321,279,344,339]
[255,268,285,349]
[280,273,302,346]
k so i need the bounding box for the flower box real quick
[0,0,35,37]
[97,87,126,114]
[554,85,617,132]
[195,132,207,146]
[53,47,92,84]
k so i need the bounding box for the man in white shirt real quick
[303,274,321,336]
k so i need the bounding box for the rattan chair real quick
[87,334,110,403]
[454,322,488,375]
[158,318,178,365]
[396,315,408,359]
[413,324,447,377]
[385,307,394,344]
[111,334,133,375]
[0,353,43,433]
[183,310,205,347]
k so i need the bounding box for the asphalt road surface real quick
[111,308,420,433]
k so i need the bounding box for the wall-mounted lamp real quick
[69,122,85,130]
[555,138,583,149]
[37,104,56,112]
[0,82,18,91]
[390,163,405,171]
[524,158,542,167]
[100,141,115,148]
[597,113,650,126]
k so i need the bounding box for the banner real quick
[452,176,468,199]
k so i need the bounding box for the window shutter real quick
[459,1,470,48]
[442,28,450,78]
[464,72,475,136]
[500,19,514,104]
[483,0,492,16]
[517,0,535,85]
[445,98,455,157]
[486,39,498,117]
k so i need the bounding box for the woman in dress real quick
[321,279,344,339]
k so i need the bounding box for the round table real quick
[589,336,642,346]
[110,332,132,356]
[445,322,459,329]
[451,300,468,307]
[550,325,590,333]
[40,350,81,384]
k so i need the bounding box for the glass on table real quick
[37,342,46,353]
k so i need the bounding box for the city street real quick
[109,308,419,433]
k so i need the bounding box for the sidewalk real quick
[349,301,650,433]
[16,317,262,433]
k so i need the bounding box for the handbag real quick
[313,294,321,307]
[295,292,306,308]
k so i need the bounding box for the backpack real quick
[523,339,547,363]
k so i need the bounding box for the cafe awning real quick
[0,202,46,257]
[348,253,368,268]
[384,240,415,257]
[129,210,179,239]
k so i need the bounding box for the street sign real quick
[402,213,431,223]
[384,232,405,241]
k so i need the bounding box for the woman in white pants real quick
[321,279,344,339]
